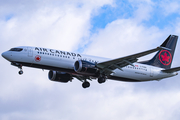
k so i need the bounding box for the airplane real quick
[2,35,180,88]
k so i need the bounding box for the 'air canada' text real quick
[35,47,82,57]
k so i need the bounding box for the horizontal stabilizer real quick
[161,67,180,73]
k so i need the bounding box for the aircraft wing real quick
[161,67,180,73]
[97,47,163,75]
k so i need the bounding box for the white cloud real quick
[128,0,154,22]
[0,0,113,52]
[133,3,153,23]
[84,18,163,60]
[160,1,180,16]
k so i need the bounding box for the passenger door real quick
[28,47,33,57]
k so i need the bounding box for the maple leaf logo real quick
[161,52,170,62]
[35,55,41,62]
[159,50,172,65]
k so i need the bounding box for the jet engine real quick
[48,71,72,83]
[74,60,99,76]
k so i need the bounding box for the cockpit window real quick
[9,48,23,52]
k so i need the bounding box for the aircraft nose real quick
[2,51,13,61]
[1,51,9,59]
[1,52,6,58]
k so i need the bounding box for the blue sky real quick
[91,0,180,31]
[91,1,134,31]
[1,0,180,120]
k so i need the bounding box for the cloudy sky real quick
[1,0,180,120]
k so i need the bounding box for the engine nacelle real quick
[74,60,99,76]
[48,71,72,83]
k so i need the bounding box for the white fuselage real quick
[2,46,177,82]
